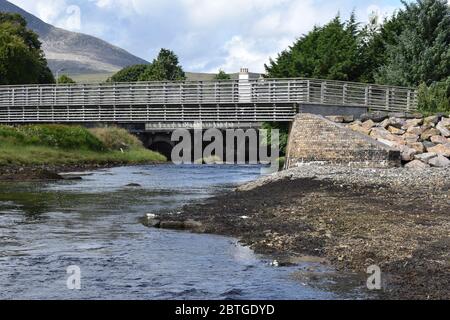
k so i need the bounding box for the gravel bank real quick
[153,164,450,300]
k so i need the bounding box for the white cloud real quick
[7,0,407,73]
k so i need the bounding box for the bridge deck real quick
[0,78,418,123]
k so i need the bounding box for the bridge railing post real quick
[320,82,326,104]
[342,83,347,105]
[386,88,390,111]
[365,86,369,107]
[306,80,310,103]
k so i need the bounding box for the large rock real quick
[377,138,398,148]
[421,128,441,141]
[388,126,405,135]
[414,152,437,163]
[399,145,417,162]
[431,135,448,144]
[407,126,423,136]
[439,117,450,128]
[370,128,405,145]
[405,160,429,170]
[360,112,389,123]
[362,119,376,129]
[349,123,371,135]
[343,115,354,123]
[427,143,450,157]
[424,115,440,125]
[407,142,425,154]
[403,118,423,129]
[403,133,420,143]
[390,118,407,129]
[422,141,436,152]
[376,117,405,129]
[436,120,450,137]
[428,155,450,168]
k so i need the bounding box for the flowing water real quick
[0,164,360,299]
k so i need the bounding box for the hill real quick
[0,0,149,76]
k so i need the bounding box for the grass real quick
[0,124,166,166]
[70,72,115,83]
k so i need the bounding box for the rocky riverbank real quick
[149,164,450,300]
[332,112,450,168]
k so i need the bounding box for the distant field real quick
[70,73,115,83]
[69,71,263,84]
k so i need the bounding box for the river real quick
[0,164,360,299]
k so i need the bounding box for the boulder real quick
[407,142,425,154]
[414,152,437,163]
[379,118,391,128]
[424,115,440,125]
[390,118,407,129]
[436,121,450,137]
[388,126,405,135]
[125,183,141,187]
[379,117,405,129]
[427,143,450,157]
[431,135,448,144]
[421,128,441,141]
[439,117,450,128]
[399,145,417,162]
[405,160,429,170]
[377,138,398,148]
[421,122,434,131]
[423,141,436,152]
[362,119,376,129]
[360,112,388,123]
[343,115,354,123]
[403,118,423,129]
[428,155,450,168]
[349,123,371,135]
[406,126,423,136]
[403,133,420,143]
[370,128,405,145]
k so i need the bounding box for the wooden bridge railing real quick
[0,78,418,123]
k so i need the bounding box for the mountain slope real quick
[0,0,148,75]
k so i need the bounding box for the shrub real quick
[89,127,143,151]
[418,78,450,114]
[0,124,104,150]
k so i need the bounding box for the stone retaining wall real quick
[344,112,450,169]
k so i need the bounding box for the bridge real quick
[0,73,418,130]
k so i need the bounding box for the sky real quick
[8,0,407,73]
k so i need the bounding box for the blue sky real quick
[9,0,407,73]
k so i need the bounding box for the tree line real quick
[265,0,449,112]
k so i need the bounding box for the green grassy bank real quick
[0,125,166,166]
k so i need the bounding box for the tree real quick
[358,12,406,83]
[107,64,148,82]
[265,14,363,81]
[138,49,185,81]
[0,13,54,85]
[376,0,450,87]
[214,69,231,80]
[57,74,76,84]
